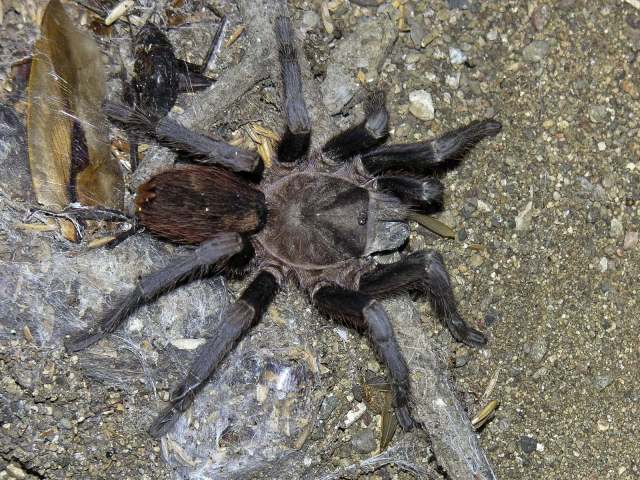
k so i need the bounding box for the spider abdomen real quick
[136,165,266,244]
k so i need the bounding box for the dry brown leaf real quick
[409,212,456,239]
[28,0,123,211]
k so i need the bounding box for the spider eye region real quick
[357,210,368,225]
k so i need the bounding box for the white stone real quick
[449,47,467,65]
[409,90,435,121]
[515,201,533,231]
[445,72,461,89]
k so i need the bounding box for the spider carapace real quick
[69,14,502,437]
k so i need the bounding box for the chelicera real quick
[67,14,502,437]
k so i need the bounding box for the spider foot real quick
[149,405,183,439]
[396,405,424,431]
[447,314,487,348]
[65,329,105,353]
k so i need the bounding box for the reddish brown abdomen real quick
[136,165,266,244]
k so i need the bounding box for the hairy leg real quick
[66,232,245,352]
[322,91,389,162]
[361,119,502,175]
[313,284,417,430]
[149,270,278,437]
[375,175,444,211]
[103,101,260,173]
[359,251,487,347]
[274,15,311,163]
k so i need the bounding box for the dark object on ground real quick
[124,19,226,170]
[67,13,502,438]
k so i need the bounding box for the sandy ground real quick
[1,0,639,479]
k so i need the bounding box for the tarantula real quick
[67,14,502,437]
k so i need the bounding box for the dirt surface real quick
[1,0,639,479]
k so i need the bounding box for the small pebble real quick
[319,394,339,420]
[351,429,377,454]
[593,374,613,391]
[484,309,501,327]
[6,464,26,479]
[469,253,484,268]
[588,105,609,124]
[599,257,608,273]
[623,231,638,250]
[477,199,491,213]
[59,417,73,430]
[449,47,468,65]
[519,435,537,454]
[447,0,470,9]
[454,349,470,367]
[408,90,435,121]
[445,72,461,89]
[343,402,367,428]
[531,5,550,31]
[523,40,550,62]
[596,419,609,432]
[609,218,623,239]
[301,10,320,31]
[528,339,547,363]
[515,201,533,231]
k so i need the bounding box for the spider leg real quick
[120,68,142,172]
[103,101,261,173]
[149,270,278,437]
[65,232,245,352]
[275,15,311,164]
[375,175,444,212]
[359,251,487,347]
[322,91,389,162]
[360,119,502,175]
[313,285,418,431]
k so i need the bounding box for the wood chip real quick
[105,0,134,26]
[23,325,33,342]
[224,25,245,48]
[16,222,58,232]
[87,236,117,249]
[321,1,334,35]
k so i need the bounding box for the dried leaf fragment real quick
[225,25,245,48]
[27,0,123,212]
[362,373,398,451]
[409,212,456,238]
[247,123,277,168]
[471,399,499,429]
